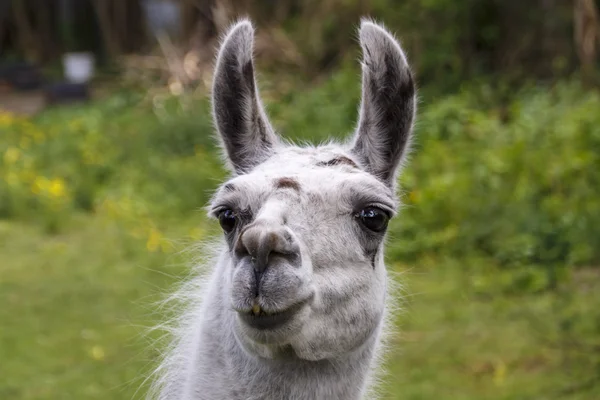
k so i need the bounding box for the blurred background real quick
[1,0,599,399]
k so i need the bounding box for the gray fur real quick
[148,17,416,400]
[351,19,416,187]
[212,20,279,174]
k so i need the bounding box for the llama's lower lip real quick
[239,302,304,331]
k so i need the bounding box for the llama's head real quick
[208,19,415,361]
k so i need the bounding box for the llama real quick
[149,17,416,400]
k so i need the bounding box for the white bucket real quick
[63,52,95,83]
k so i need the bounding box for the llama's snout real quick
[229,221,313,338]
[235,223,301,285]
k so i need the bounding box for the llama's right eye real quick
[355,207,389,233]
[218,209,237,233]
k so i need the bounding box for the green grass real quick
[1,216,598,399]
[0,215,194,399]
[384,262,600,399]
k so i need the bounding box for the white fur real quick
[147,17,416,400]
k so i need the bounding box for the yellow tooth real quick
[252,302,261,315]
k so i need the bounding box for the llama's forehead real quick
[211,145,396,211]
[257,145,358,172]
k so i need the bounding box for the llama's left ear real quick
[350,20,416,186]
[212,19,278,174]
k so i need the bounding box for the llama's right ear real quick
[350,20,416,187]
[212,20,278,174]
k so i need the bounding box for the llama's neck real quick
[166,265,383,400]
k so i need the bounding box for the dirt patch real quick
[0,90,46,116]
[572,267,600,292]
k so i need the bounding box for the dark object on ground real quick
[44,82,91,105]
[0,62,44,91]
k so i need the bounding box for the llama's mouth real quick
[239,301,305,331]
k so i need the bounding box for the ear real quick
[350,19,416,186]
[212,19,278,174]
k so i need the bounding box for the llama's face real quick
[209,20,415,361]
[210,147,394,359]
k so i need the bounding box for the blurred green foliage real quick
[394,83,600,271]
[0,91,224,228]
[2,73,599,281]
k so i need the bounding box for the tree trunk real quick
[92,0,121,57]
[13,0,39,61]
[574,0,600,86]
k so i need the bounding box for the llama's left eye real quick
[218,209,237,233]
[355,207,389,233]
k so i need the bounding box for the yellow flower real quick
[493,360,507,386]
[32,176,49,195]
[0,111,17,126]
[31,177,67,199]
[48,178,66,198]
[146,227,163,252]
[3,147,20,165]
[89,345,105,361]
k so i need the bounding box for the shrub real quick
[389,82,600,270]
[1,75,598,272]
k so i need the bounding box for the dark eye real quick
[355,207,389,233]
[218,209,237,233]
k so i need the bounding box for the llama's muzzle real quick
[235,223,300,287]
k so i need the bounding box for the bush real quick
[390,82,600,271]
[1,75,598,272]
[0,92,224,231]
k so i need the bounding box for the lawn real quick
[1,73,599,399]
